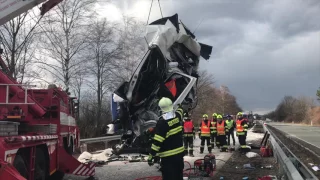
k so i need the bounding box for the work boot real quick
[184,150,188,156]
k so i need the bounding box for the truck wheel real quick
[35,148,48,180]
[13,155,28,178]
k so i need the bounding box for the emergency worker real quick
[210,113,218,149]
[199,114,212,154]
[236,112,248,151]
[148,97,184,180]
[183,113,195,157]
[216,114,229,152]
[225,115,236,146]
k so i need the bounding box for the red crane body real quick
[0,1,95,179]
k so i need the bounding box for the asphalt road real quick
[63,128,264,180]
[63,137,233,180]
[269,123,320,148]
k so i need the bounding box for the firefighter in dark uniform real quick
[148,97,184,180]
[183,113,195,157]
[236,112,248,152]
[210,113,218,149]
[226,114,236,146]
[216,114,229,152]
[199,114,212,154]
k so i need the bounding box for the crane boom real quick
[0,0,63,26]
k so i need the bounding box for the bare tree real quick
[0,10,43,82]
[191,70,242,122]
[116,16,146,81]
[85,18,123,127]
[36,0,97,92]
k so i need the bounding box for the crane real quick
[0,0,63,26]
[0,1,96,180]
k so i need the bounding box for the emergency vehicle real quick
[0,1,95,179]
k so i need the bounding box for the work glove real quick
[148,154,154,166]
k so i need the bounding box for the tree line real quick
[0,0,242,138]
[191,71,242,125]
[265,96,315,124]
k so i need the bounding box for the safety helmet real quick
[212,113,217,117]
[237,112,243,116]
[203,114,209,118]
[217,115,223,119]
[158,97,173,113]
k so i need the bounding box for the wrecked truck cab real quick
[112,14,212,155]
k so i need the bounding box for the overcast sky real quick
[98,0,320,114]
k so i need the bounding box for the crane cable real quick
[158,0,163,18]
[146,0,154,25]
[146,0,164,25]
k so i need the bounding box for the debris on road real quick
[243,163,255,169]
[214,124,279,179]
[312,166,320,172]
[245,152,260,158]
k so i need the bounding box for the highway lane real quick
[269,123,320,148]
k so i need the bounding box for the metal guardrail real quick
[262,121,318,180]
[80,135,121,144]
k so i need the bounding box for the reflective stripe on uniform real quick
[200,133,210,137]
[176,108,183,118]
[151,144,160,151]
[157,146,184,157]
[154,134,165,142]
[166,126,183,138]
[184,134,194,137]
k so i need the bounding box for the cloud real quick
[109,0,320,113]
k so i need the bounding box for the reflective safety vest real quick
[184,120,193,133]
[217,121,226,135]
[226,120,234,129]
[210,120,217,133]
[201,121,210,136]
[236,119,244,135]
[165,79,177,97]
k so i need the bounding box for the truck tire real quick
[35,148,48,180]
[13,155,28,179]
